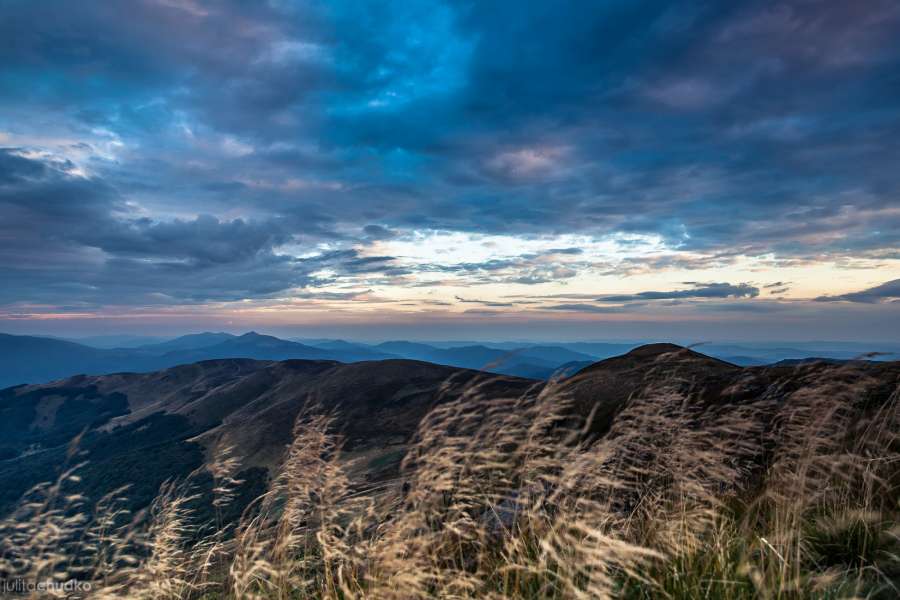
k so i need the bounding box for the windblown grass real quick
[1,355,897,599]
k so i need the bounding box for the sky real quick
[0,0,898,342]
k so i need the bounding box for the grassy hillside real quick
[0,347,897,598]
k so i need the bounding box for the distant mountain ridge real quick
[138,331,238,352]
[0,332,600,388]
[1,331,896,389]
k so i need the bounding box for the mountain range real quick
[1,343,896,519]
[1,331,897,390]
[0,332,602,388]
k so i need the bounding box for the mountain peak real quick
[624,343,687,358]
[238,331,276,341]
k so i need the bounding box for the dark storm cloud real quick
[0,149,316,304]
[599,282,760,302]
[1,0,899,308]
[91,215,293,266]
[815,279,900,303]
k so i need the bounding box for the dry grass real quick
[1,357,897,599]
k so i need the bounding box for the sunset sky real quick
[1,0,898,341]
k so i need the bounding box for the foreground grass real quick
[1,355,897,599]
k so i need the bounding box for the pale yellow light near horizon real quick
[2,133,895,322]
[356,230,900,309]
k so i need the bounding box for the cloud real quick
[505,293,601,300]
[89,215,292,266]
[0,149,331,305]
[413,252,583,286]
[644,77,738,110]
[542,303,624,314]
[1,0,900,320]
[815,279,900,303]
[339,254,407,275]
[289,289,374,301]
[599,282,760,302]
[0,0,897,260]
[484,145,571,181]
[454,295,514,308]
[362,224,398,240]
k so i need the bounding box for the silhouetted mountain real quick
[552,341,639,358]
[66,334,168,349]
[0,334,149,389]
[290,338,400,360]
[138,332,237,352]
[372,341,592,378]
[696,343,898,365]
[538,341,897,366]
[720,355,769,366]
[160,332,332,362]
[374,341,442,358]
[514,345,596,364]
[0,333,393,387]
[293,338,371,351]
[151,332,399,366]
[771,357,863,366]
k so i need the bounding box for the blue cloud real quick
[0,0,899,310]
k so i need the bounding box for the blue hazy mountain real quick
[0,333,600,387]
[137,332,238,352]
[292,338,388,355]
[0,333,152,389]
[0,332,390,387]
[2,332,896,389]
[64,334,169,349]
[158,332,394,364]
[371,341,597,379]
[692,343,898,365]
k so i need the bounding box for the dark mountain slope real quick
[557,344,900,510]
[0,357,535,514]
[86,358,270,423]
[1,344,897,521]
[194,358,536,470]
[558,343,741,436]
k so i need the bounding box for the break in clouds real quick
[1,0,899,334]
